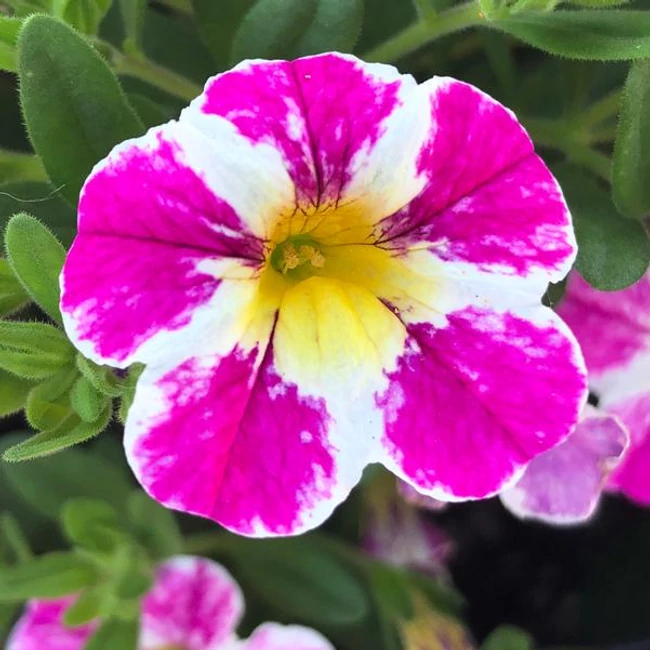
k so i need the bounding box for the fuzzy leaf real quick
[18,15,143,205]
[0,321,74,380]
[4,213,67,323]
[493,10,650,60]
[0,369,33,418]
[292,0,364,56]
[613,60,650,220]
[70,375,109,422]
[3,407,111,461]
[230,0,319,63]
[0,259,29,318]
[554,163,650,290]
[0,552,98,601]
[62,498,123,552]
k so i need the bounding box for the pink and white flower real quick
[6,556,333,650]
[558,270,650,505]
[499,406,628,524]
[60,53,586,537]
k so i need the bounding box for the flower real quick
[60,53,586,537]
[558,270,650,505]
[499,405,628,524]
[6,555,333,650]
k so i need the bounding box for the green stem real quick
[412,0,438,22]
[114,52,202,102]
[580,89,621,130]
[524,117,612,182]
[0,150,47,183]
[155,0,193,14]
[362,1,483,62]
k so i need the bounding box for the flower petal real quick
[377,78,575,287]
[557,271,650,404]
[7,598,95,650]
[377,305,587,500]
[240,623,334,650]
[61,118,291,367]
[607,393,650,505]
[125,277,406,536]
[184,53,430,218]
[140,556,243,650]
[500,407,628,524]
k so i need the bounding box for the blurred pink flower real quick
[7,556,333,650]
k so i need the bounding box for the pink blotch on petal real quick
[378,307,586,500]
[379,80,574,280]
[241,623,334,650]
[6,598,96,650]
[127,345,339,536]
[61,236,221,364]
[140,556,242,650]
[200,54,406,205]
[558,271,650,376]
[500,409,628,524]
[607,393,650,505]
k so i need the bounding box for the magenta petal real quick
[189,53,422,210]
[378,79,574,283]
[500,408,629,524]
[607,393,650,505]
[61,121,267,367]
[241,623,334,650]
[140,556,242,649]
[7,598,96,650]
[378,306,586,500]
[125,341,355,537]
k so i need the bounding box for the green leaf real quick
[4,213,67,323]
[76,355,121,397]
[292,0,364,56]
[2,437,132,517]
[0,16,21,73]
[70,375,109,422]
[0,182,77,248]
[3,406,111,460]
[126,492,182,559]
[493,10,650,60]
[83,618,138,650]
[62,497,123,552]
[18,14,143,205]
[110,544,152,600]
[567,0,630,6]
[25,368,77,430]
[233,537,370,626]
[0,369,33,418]
[482,625,534,650]
[0,258,29,317]
[230,0,319,63]
[0,552,98,601]
[0,321,74,380]
[554,164,650,290]
[613,61,650,220]
[191,0,257,67]
[63,586,104,627]
[118,0,146,48]
[51,0,113,35]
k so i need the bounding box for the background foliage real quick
[0,0,650,648]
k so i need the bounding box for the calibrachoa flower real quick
[558,270,650,505]
[60,53,587,536]
[499,406,628,524]
[7,556,333,650]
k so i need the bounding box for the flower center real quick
[270,234,325,280]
